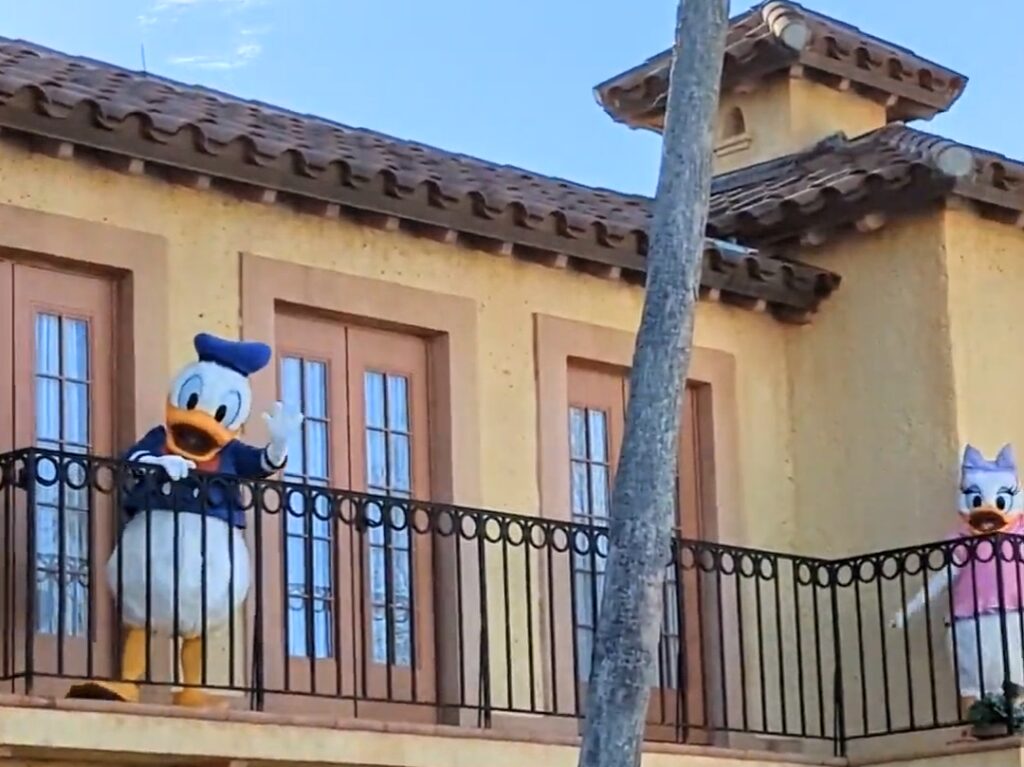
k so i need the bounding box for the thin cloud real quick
[144,0,272,72]
[169,41,263,70]
[153,0,265,10]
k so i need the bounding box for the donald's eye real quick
[972,494,983,509]
[216,391,243,427]
[177,375,203,410]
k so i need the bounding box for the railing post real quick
[251,479,266,711]
[995,533,1011,698]
[829,561,846,758]
[477,531,491,728]
[22,452,36,695]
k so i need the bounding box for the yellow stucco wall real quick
[5,110,1020,765]
[714,77,887,174]
[0,142,802,718]
[944,206,1024,457]
[786,213,961,555]
[0,141,797,549]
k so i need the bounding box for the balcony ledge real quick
[0,695,844,767]
[849,734,1024,767]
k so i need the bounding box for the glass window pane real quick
[366,430,387,489]
[288,599,308,657]
[35,313,60,376]
[569,408,586,460]
[312,601,332,659]
[588,409,608,463]
[281,357,302,411]
[365,372,385,429]
[304,421,329,480]
[393,609,412,666]
[304,360,327,419]
[576,629,594,680]
[63,318,89,380]
[571,461,589,519]
[590,465,610,520]
[63,382,90,447]
[285,536,307,586]
[35,377,61,444]
[386,375,409,431]
[369,545,387,603]
[574,569,596,627]
[312,538,332,592]
[371,606,389,664]
[391,552,411,604]
[388,434,411,494]
[311,494,332,540]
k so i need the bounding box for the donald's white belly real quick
[106,510,250,636]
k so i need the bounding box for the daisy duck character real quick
[67,333,302,707]
[892,444,1024,713]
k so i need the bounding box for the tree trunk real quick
[576,1,730,766]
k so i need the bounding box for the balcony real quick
[0,448,1023,767]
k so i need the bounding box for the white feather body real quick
[106,509,250,636]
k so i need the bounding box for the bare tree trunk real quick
[576,1,730,765]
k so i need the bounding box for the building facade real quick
[0,2,1022,766]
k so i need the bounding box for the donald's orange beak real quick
[967,505,1011,535]
[164,403,236,463]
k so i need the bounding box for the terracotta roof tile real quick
[7,36,1019,319]
[595,1,967,128]
[0,36,850,319]
[706,124,979,243]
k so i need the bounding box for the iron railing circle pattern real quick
[7,446,1024,754]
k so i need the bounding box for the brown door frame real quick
[260,313,438,722]
[10,263,117,698]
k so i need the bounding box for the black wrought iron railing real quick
[1,448,1023,757]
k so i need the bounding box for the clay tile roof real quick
[0,35,843,321]
[595,1,968,129]
[707,123,979,244]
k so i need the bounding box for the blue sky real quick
[1,0,1021,196]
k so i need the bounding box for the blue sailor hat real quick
[193,333,271,377]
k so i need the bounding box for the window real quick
[565,360,707,738]
[363,371,414,666]
[32,312,92,636]
[268,313,434,704]
[0,260,116,695]
[721,106,747,140]
[3,263,115,641]
[567,366,623,681]
[280,355,333,659]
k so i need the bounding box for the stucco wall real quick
[0,142,796,549]
[786,213,961,556]
[944,206,1024,462]
[0,143,804,717]
[714,77,887,174]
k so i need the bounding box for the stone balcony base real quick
[0,694,842,767]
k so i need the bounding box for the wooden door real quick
[0,260,13,683]
[565,363,625,718]
[347,326,435,721]
[0,261,11,455]
[10,263,116,696]
[648,385,709,743]
[262,312,353,712]
[263,315,435,722]
[563,363,709,742]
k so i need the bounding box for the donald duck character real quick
[67,332,302,707]
[892,444,1024,715]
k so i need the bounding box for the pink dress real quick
[945,520,1024,698]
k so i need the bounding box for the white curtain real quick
[34,313,89,637]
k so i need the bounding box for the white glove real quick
[262,401,304,467]
[138,453,195,481]
[889,612,905,630]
